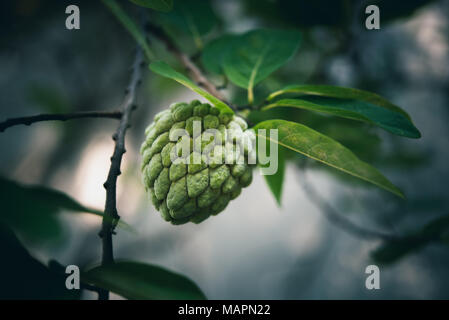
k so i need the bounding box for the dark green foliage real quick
[0,225,80,300]
[0,177,102,243]
[264,96,420,138]
[373,214,449,264]
[155,0,218,49]
[83,261,206,299]
[128,0,173,12]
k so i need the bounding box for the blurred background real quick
[0,0,448,299]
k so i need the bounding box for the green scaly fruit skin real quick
[140,100,255,225]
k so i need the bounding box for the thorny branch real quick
[0,111,122,133]
[97,46,144,300]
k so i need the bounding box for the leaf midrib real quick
[255,122,404,198]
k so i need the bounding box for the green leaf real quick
[266,84,412,120]
[261,146,285,205]
[201,35,236,74]
[149,61,234,114]
[223,29,301,104]
[263,97,420,138]
[254,120,404,198]
[128,0,173,12]
[0,177,133,241]
[157,0,217,49]
[102,0,155,60]
[83,261,206,300]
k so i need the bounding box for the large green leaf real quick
[0,177,132,241]
[129,0,173,12]
[254,120,404,198]
[102,0,154,60]
[83,261,206,300]
[201,35,236,75]
[266,84,412,120]
[263,97,420,138]
[223,29,301,104]
[149,61,234,114]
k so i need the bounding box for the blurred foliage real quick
[27,84,70,113]
[0,176,102,243]
[241,0,436,28]
[128,0,173,12]
[373,214,449,264]
[154,0,219,51]
[0,224,80,299]
[201,34,236,75]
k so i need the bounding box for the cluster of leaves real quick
[143,1,421,201]
[126,0,448,270]
[135,0,449,270]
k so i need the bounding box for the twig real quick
[98,47,144,300]
[0,111,122,133]
[297,168,397,241]
[144,22,227,103]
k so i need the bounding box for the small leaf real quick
[223,29,301,104]
[201,35,236,74]
[128,0,173,12]
[266,84,412,120]
[149,61,234,114]
[261,146,285,206]
[263,97,420,138]
[254,120,404,198]
[83,261,206,300]
[102,0,154,60]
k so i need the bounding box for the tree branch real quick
[297,168,397,241]
[0,111,122,133]
[97,46,144,300]
[145,22,227,103]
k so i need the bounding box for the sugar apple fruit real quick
[140,100,255,225]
